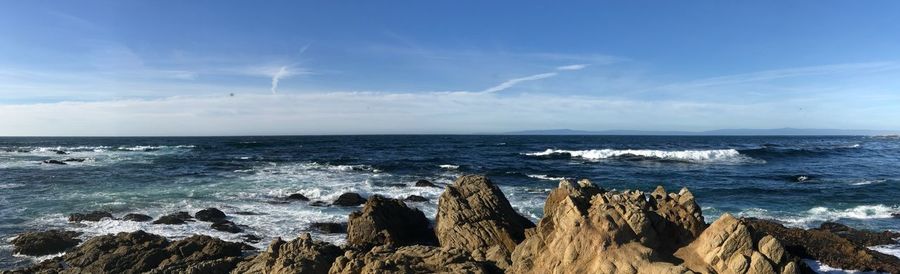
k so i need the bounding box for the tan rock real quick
[347,195,437,248]
[231,233,342,274]
[328,245,491,274]
[434,175,534,268]
[675,214,797,274]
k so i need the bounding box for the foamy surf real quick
[737,204,900,228]
[525,148,758,163]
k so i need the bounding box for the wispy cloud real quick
[556,64,589,71]
[659,62,900,90]
[271,66,290,94]
[480,63,591,93]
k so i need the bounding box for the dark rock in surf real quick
[404,195,428,202]
[122,213,153,222]
[42,159,67,165]
[63,158,86,162]
[333,192,366,206]
[387,183,407,188]
[310,222,347,234]
[309,201,329,207]
[241,234,262,244]
[211,220,243,233]
[52,150,68,155]
[415,179,438,188]
[286,193,310,201]
[68,211,113,222]
[818,221,900,247]
[231,233,342,274]
[234,211,264,215]
[153,212,193,225]
[11,230,82,256]
[195,207,227,222]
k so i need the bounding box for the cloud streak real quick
[271,66,290,94]
[480,63,590,93]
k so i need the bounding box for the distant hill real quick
[503,128,900,136]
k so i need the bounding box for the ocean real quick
[1,135,899,270]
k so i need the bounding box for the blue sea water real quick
[1,135,899,270]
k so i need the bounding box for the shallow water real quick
[1,135,898,270]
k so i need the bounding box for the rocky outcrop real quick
[123,213,153,222]
[817,221,900,247]
[154,212,194,225]
[11,230,82,256]
[232,233,342,274]
[508,179,691,274]
[68,211,113,222]
[435,175,535,269]
[288,193,311,201]
[13,230,250,274]
[310,222,347,234]
[329,245,492,274]
[675,214,799,274]
[346,195,437,248]
[746,218,900,273]
[196,208,227,222]
[333,193,366,206]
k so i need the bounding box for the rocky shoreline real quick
[4,175,900,274]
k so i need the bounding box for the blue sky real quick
[1,1,900,135]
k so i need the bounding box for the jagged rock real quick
[675,214,799,274]
[123,213,153,222]
[746,218,900,273]
[404,195,428,202]
[435,175,534,269]
[817,221,900,246]
[196,208,227,222]
[310,222,347,234]
[154,212,194,225]
[333,193,366,206]
[232,233,342,274]
[211,220,243,233]
[288,193,311,201]
[10,231,248,273]
[11,230,82,256]
[509,180,690,274]
[649,185,707,254]
[68,211,113,222]
[347,195,436,248]
[329,245,492,274]
[414,180,437,188]
[42,159,67,165]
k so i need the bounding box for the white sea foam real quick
[526,174,567,181]
[525,148,756,163]
[803,259,883,274]
[0,183,25,189]
[439,164,459,170]
[870,244,900,259]
[738,205,900,228]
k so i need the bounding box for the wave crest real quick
[525,148,755,163]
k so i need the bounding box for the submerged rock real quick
[122,213,153,222]
[11,230,82,256]
[333,193,366,206]
[196,207,227,222]
[68,211,113,222]
[211,220,243,233]
[232,233,341,274]
[746,218,900,273]
[287,193,311,201]
[42,159,67,165]
[310,222,347,234]
[414,179,437,188]
[329,245,492,274]
[63,157,86,162]
[675,214,800,274]
[347,195,437,248]
[435,175,534,269]
[310,201,330,207]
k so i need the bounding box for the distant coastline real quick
[502,128,900,136]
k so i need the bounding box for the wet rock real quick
[10,231,248,273]
[11,230,82,256]
[404,195,428,202]
[195,207,227,222]
[329,245,492,274]
[746,218,900,273]
[211,220,243,233]
[310,222,347,234]
[414,179,437,187]
[387,183,407,188]
[234,211,265,215]
[42,159,66,165]
[332,192,366,206]
[242,234,262,244]
[153,212,193,225]
[231,233,341,274]
[347,195,437,248]
[68,211,113,222]
[310,201,329,207]
[508,180,690,273]
[63,158,86,162]
[675,214,799,274]
[287,193,310,201]
[52,150,68,155]
[122,213,153,222]
[818,221,900,246]
[436,175,534,269]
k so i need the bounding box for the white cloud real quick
[481,72,558,93]
[556,64,589,71]
[271,66,290,94]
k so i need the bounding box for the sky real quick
[1,1,900,135]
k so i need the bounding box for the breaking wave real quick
[525,148,756,163]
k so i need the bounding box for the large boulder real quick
[746,218,900,273]
[195,208,227,222]
[435,175,535,269]
[674,214,800,274]
[329,245,492,274]
[346,195,437,248]
[333,193,367,206]
[11,230,82,256]
[232,233,342,274]
[508,180,690,274]
[10,230,250,274]
[68,211,113,222]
